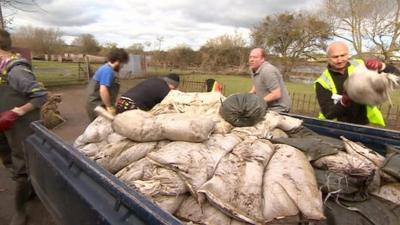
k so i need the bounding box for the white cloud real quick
[4,0,322,50]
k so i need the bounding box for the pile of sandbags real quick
[73,90,400,225]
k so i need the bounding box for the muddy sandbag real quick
[152,194,186,214]
[271,128,288,139]
[74,116,113,147]
[313,151,375,177]
[381,146,400,181]
[277,115,303,131]
[147,142,216,202]
[219,93,266,127]
[156,113,215,142]
[77,141,107,158]
[262,144,324,223]
[287,126,318,138]
[113,110,163,142]
[316,196,400,225]
[315,169,372,202]
[93,140,136,173]
[199,138,275,224]
[341,136,385,167]
[105,142,157,174]
[271,136,342,161]
[116,157,158,184]
[175,196,231,225]
[106,132,127,143]
[133,167,187,196]
[150,90,225,115]
[210,113,233,134]
[372,183,400,205]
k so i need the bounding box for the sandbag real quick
[314,169,371,202]
[262,144,324,223]
[116,157,158,184]
[341,136,385,167]
[270,128,288,139]
[372,183,400,205]
[113,110,163,142]
[150,90,225,115]
[219,93,266,127]
[313,151,375,177]
[93,140,136,173]
[106,132,127,143]
[156,113,215,142]
[151,194,186,214]
[175,196,231,225]
[381,147,400,181]
[105,142,157,174]
[147,142,213,202]
[199,138,275,224]
[316,196,400,225]
[271,136,342,161]
[77,141,107,158]
[276,114,303,131]
[73,116,113,147]
[133,167,187,196]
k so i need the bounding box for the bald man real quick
[315,41,400,126]
[249,48,291,112]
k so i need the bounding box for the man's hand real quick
[340,92,351,107]
[0,110,20,132]
[365,58,385,71]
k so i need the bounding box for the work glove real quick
[106,106,116,116]
[0,107,24,132]
[340,92,351,107]
[365,58,385,71]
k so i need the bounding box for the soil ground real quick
[0,85,89,225]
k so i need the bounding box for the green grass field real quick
[32,60,400,104]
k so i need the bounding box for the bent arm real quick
[263,87,281,103]
[316,83,346,119]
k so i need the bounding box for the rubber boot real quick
[9,180,29,225]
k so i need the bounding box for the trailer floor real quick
[0,85,89,225]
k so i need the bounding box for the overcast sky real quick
[4,0,323,50]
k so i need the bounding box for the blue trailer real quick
[24,115,400,225]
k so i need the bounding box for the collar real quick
[327,62,351,75]
[251,61,268,77]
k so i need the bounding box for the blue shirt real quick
[93,64,114,87]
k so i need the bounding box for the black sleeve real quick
[382,64,400,76]
[315,83,347,119]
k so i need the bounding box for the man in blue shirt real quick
[86,48,128,121]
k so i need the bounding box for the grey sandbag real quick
[315,196,400,225]
[271,136,343,161]
[314,169,371,202]
[219,93,266,127]
[381,146,400,181]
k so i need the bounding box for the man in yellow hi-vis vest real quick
[315,41,400,126]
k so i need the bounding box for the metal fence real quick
[179,80,400,130]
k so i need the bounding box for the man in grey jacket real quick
[0,29,48,225]
[249,48,291,112]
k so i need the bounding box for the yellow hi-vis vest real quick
[314,59,385,127]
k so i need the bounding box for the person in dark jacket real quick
[86,48,129,121]
[0,29,48,225]
[315,41,400,126]
[116,73,180,113]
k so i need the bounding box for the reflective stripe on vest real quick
[315,59,385,126]
[212,82,223,92]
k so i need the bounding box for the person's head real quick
[107,48,129,72]
[326,41,349,71]
[249,48,266,71]
[0,29,11,52]
[163,73,180,90]
[205,78,216,92]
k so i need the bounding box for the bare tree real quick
[0,0,44,29]
[71,34,101,55]
[12,25,65,55]
[364,0,400,60]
